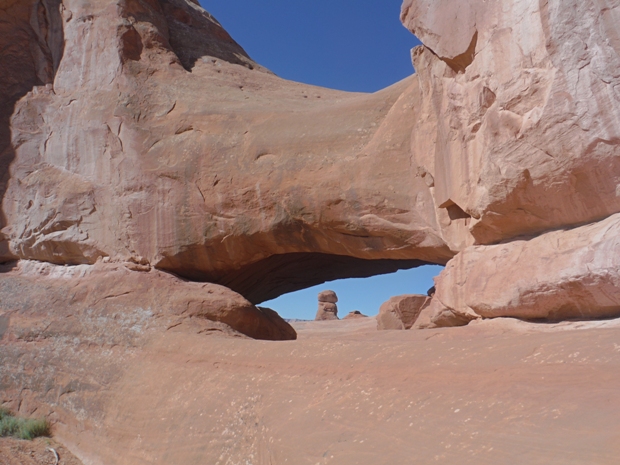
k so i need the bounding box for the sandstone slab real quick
[429,212,620,325]
[5,312,620,465]
[0,260,296,341]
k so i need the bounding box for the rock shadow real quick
[0,0,65,261]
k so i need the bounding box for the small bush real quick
[0,407,11,420]
[0,408,51,440]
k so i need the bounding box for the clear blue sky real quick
[198,0,422,92]
[197,1,437,320]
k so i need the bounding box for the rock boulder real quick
[429,213,620,326]
[377,294,430,330]
[344,310,367,319]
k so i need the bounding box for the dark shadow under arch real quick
[206,253,430,305]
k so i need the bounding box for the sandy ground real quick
[54,315,620,465]
[0,437,82,465]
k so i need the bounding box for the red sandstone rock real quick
[376,294,430,330]
[429,213,620,325]
[315,290,340,320]
[0,260,296,341]
[0,0,618,342]
[315,302,338,321]
[0,0,451,306]
[7,312,619,464]
[343,310,367,319]
[0,0,618,332]
[318,290,338,304]
[1,0,620,462]
[402,0,620,247]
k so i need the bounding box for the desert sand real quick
[44,317,620,465]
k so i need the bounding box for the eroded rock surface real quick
[402,0,620,246]
[428,213,620,325]
[397,0,620,326]
[0,260,296,341]
[344,310,367,319]
[4,0,617,326]
[315,290,339,320]
[0,0,452,306]
[2,0,620,461]
[377,294,430,330]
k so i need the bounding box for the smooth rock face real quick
[429,213,620,325]
[376,294,430,330]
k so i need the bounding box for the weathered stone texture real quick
[0,0,452,306]
[315,290,339,320]
[403,0,620,246]
[377,294,430,330]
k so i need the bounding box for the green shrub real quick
[0,416,19,436]
[0,408,51,440]
[0,407,11,421]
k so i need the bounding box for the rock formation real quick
[1,0,620,462]
[427,213,620,326]
[1,0,617,330]
[0,0,451,308]
[343,310,367,319]
[315,290,339,321]
[400,0,620,325]
[0,260,296,341]
[376,294,430,330]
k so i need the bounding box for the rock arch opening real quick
[258,263,444,321]
[173,252,436,305]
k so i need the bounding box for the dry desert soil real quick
[25,316,620,465]
[0,437,82,465]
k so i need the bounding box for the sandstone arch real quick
[1,0,619,332]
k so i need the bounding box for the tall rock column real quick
[315,290,339,321]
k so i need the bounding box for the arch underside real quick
[168,252,432,304]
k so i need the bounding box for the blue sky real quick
[198,0,422,92]
[197,0,438,320]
